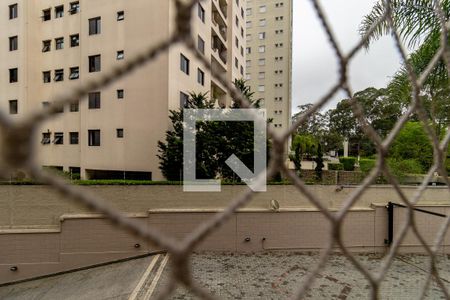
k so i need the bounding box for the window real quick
[258,45,265,53]
[258,32,266,40]
[54,103,64,113]
[258,85,265,92]
[116,50,124,60]
[117,89,124,99]
[70,100,79,112]
[259,5,267,13]
[258,72,265,79]
[180,92,189,108]
[9,68,18,83]
[42,9,51,21]
[69,2,80,14]
[259,19,266,26]
[245,73,251,80]
[246,34,251,41]
[88,92,101,109]
[198,4,205,23]
[43,71,51,83]
[70,132,79,144]
[246,60,251,67]
[54,69,64,82]
[235,57,238,68]
[9,36,18,51]
[117,11,124,21]
[235,16,239,26]
[41,132,51,145]
[55,37,64,50]
[246,8,252,16]
[246,47,251,54]
[180,54,189,75]
[69,67,79,80]
[70,34,79,47]
[89,17,101,35]
[197,68,205,86]
[42,40,51,52]
[116,129,124,138]
[258,58,265,66]
[9,100,18,115]
[235,36,239,48]
[55,5,64,18]
[88,130,101,146]
[197,35,205,55]
[240,65,244,75]
[53,132,64,145]
[246,21,252,28]
[9,4,18,19]
[42,101,50,108]
[89,55,101,72]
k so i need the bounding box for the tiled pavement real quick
[155,252,450,299]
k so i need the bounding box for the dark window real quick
[88,92,101,109]
[42,101,50,108]
[70,100,79,112]
[54,69,64,82]
[53,132,64,145]
[117,89,124,99]
[9,36,18,51]
[69,2,80,14]
[89,55,101,72]
[43,71,51,83]
[197,35,205,55]
[180,92,189,108]
[55,37,64,50]
[41,132,51,144]
[42,9,51,21]
[88,130,101,146]
[116,128,124,138]
[9,4,18,19]
[70,34,79,47]
[9,68,18,83]
[42,40,51,52]
[55,5,64,18]
[197,68,204,86]
[116,50,124,60]
[198,4,205,23]
[117,11,124,21]
[9,100,18,114]
[55,103,64,113]
[89,17,101,35]
[180,54,189,75]
[70,132,79,144]
[69,67,79,80]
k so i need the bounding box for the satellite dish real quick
[270,199,280,212]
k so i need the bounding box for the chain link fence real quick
[0,0,449,299]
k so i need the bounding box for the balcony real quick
[212,0,227,20]
[212,10,227,41]
[211,33,227,65]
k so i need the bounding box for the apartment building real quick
[244,0,292,136]
[0,0,246,180]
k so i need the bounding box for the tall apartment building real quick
[0,0,246,180]
[244,0,292,137]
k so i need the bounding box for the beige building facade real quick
[1,0,246,180]
[244,0,292,137]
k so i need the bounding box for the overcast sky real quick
[292,0,404,114]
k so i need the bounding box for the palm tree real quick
[360,1,450,133]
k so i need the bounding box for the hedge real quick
[328,163,344,171]
[339,157,356,171]
[359,159,376,174]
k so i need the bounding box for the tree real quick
[389,121,433,172]
[292,103,326,136]
[315,143,324,180]
[158,80,269,181]
[361,1,450,135]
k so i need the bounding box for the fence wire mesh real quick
[0,0,450,299]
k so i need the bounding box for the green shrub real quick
[328,163,343,171]
[339,157,356,171]
[387,159,424,178]
[359,159,376,174]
